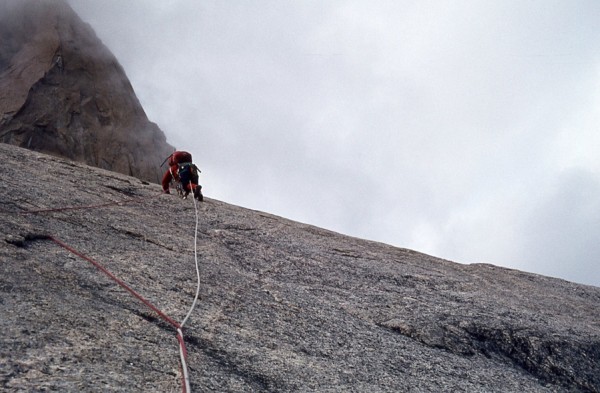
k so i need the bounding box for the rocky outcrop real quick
[0,0,174,184]
[1,143,599,392]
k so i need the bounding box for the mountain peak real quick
[0,0,173,183]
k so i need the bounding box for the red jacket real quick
[162,151,192,192]
[168,151,192,166]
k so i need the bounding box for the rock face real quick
[0,0,174,184]
[1,143,599,392]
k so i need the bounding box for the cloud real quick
[67,0,600,287]
[515,169,600,285]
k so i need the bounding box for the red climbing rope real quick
[48,235,191,392]
[49,235,181,330]
[9,190,196,392]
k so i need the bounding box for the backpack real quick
[178,163,199,185]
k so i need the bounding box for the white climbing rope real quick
[181,194,202,327]
[178,328,191,393]
[178,194,202,392]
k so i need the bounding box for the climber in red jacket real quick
[162,151,203,201]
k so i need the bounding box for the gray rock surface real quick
[0,0,174,184]
[1,143,599,392]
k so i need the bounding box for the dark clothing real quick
[178,163,199,192]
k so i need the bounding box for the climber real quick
[161,151,203,201]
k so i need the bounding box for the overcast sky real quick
[66,0,600,287]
